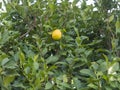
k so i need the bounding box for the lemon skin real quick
[52,29,62,40]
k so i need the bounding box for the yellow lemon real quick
[52,29,62,40]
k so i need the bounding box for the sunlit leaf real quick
[3,76,15,87]
[45,82,53,89]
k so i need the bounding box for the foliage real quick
[0,0,120,90]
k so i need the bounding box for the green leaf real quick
[15,5,28,17]
[49,4,55,13]
[111,38,118,50]
[33,54,39,62]
[64,35,74,41]
[19,51,25,65]
[103,54,109,68]
[99,62,107,72]
[0,30,10,45]
[48,65,57,71]
[115,20,120,34]
[24,67,30,74]
[45,82,53,90]
[3,60,17,69]
[105,86,112,90]
[80,69,95,77]
[66,57,73,64]
[72,0,79,6]
[91,62,99,70]
[81,36,89,40]
[33,61,39,70]
[108,62,119,74]
[74,27,80,38]
[21,0,29,6]
[55,62,68,65]
[0,2,2,8]
[88,83,98,89]
[108,15,114,23]
[3,76,15,87]
[73,77,82,90]
[43,24,52,29]
[76,37,81,46]
[41,48,48,56]
[1,58,9,66]
[84,49,92,57]
[59,82,71,89]
[46,56,59,64]
[12,83,26,89]
[63,74,68,82]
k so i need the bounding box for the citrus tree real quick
[0,0,120,90]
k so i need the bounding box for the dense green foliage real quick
[0,0,120,90]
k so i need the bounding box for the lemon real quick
[52,29,62,40]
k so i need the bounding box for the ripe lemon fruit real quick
[52,29,62,40]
